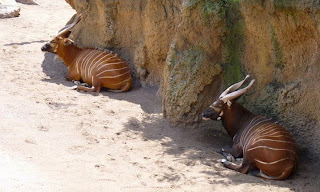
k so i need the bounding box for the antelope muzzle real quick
[41,43,51,52]
[202,108,215,120]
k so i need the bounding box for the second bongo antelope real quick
[41,14,132,93]
[202,75,298,180]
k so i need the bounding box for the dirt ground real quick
[0,1,319,191]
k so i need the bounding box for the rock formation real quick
[65,0,320,159]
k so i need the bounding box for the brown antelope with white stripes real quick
[41,14,132,93]
[202,75,298,180]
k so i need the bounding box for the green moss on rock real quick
[270,26,285,70]
[223,0,246,86]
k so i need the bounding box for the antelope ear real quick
[63,38,74,46]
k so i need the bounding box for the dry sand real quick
[0,1,319,191]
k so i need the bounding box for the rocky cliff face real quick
[241,0,320,159]
[65,0,320,158]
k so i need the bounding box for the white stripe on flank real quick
[243,124,276,152]
[257,125,280,136]
[94,55,119,68]
[81,50,97,78]
[99,71,130,79]
[247,146,296,154]
[87,51,101,79]
[88,52,112,77]
[110,77,131,85]
[240,116,265,145]
[245,122,274,141]
[94,57,122,71]
[242,118,271,151]
[84,50,100,79]
[75,49,90,75]
[244,123,276,145]
[254,158,290,165]
[268,130,290,136]
[251,138,295,146]
[96,62,125,72]
[86,51,105,78]
[95,67,129,77]
[74,50,87,74]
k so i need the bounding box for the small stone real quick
[16,0,38,5]
[0,0,20,19]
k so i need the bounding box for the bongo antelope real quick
[202,75,298,180]
[41,14,132,93]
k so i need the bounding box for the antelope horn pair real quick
[219,75,255,103]
[56,14,82,38]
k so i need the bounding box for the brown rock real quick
[64,0,320,158]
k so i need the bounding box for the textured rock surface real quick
[65,0,182,84]
[65,0,320,158]
[0,0,20,18]
[161,1,224,125]
[239,0,320,159]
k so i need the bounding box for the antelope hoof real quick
[81,83,89,87]
[218,148,227,155]
[217,158,227,163]
[70,85,78,90]
[221,159,232,166]
[226,154,236,162]
[72,80,81,85]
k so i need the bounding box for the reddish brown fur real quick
[220,102,298,179]
[41,16,132,93]
[202,85,298,180]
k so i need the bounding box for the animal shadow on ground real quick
[40,51,158,113]
[41,52,72,86]
[122,111,320,191]
[4,40,48,46]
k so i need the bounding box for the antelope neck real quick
[58,45,81,67]
[221,102,253,138]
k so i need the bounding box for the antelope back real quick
[240,115,298,177]
[71,48,132,91]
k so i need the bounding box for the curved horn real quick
[56,14,82,37]
[220,79,255,103]
[219,75,251,98]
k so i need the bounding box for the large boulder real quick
[240,0,320,159]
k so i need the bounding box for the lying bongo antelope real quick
[202,75,298,180]
[41,14,132,93]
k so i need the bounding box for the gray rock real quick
[16,0,37,5]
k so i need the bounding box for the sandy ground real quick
[0,1,319,191]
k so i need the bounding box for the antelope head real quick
[41,14,82,54]
[202,75,255,121]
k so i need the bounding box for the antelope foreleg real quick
[220,151,236,162]
[221,143,243,158]
[72,80,89,87]
[222,159,251,174]
[76,85,101,93]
